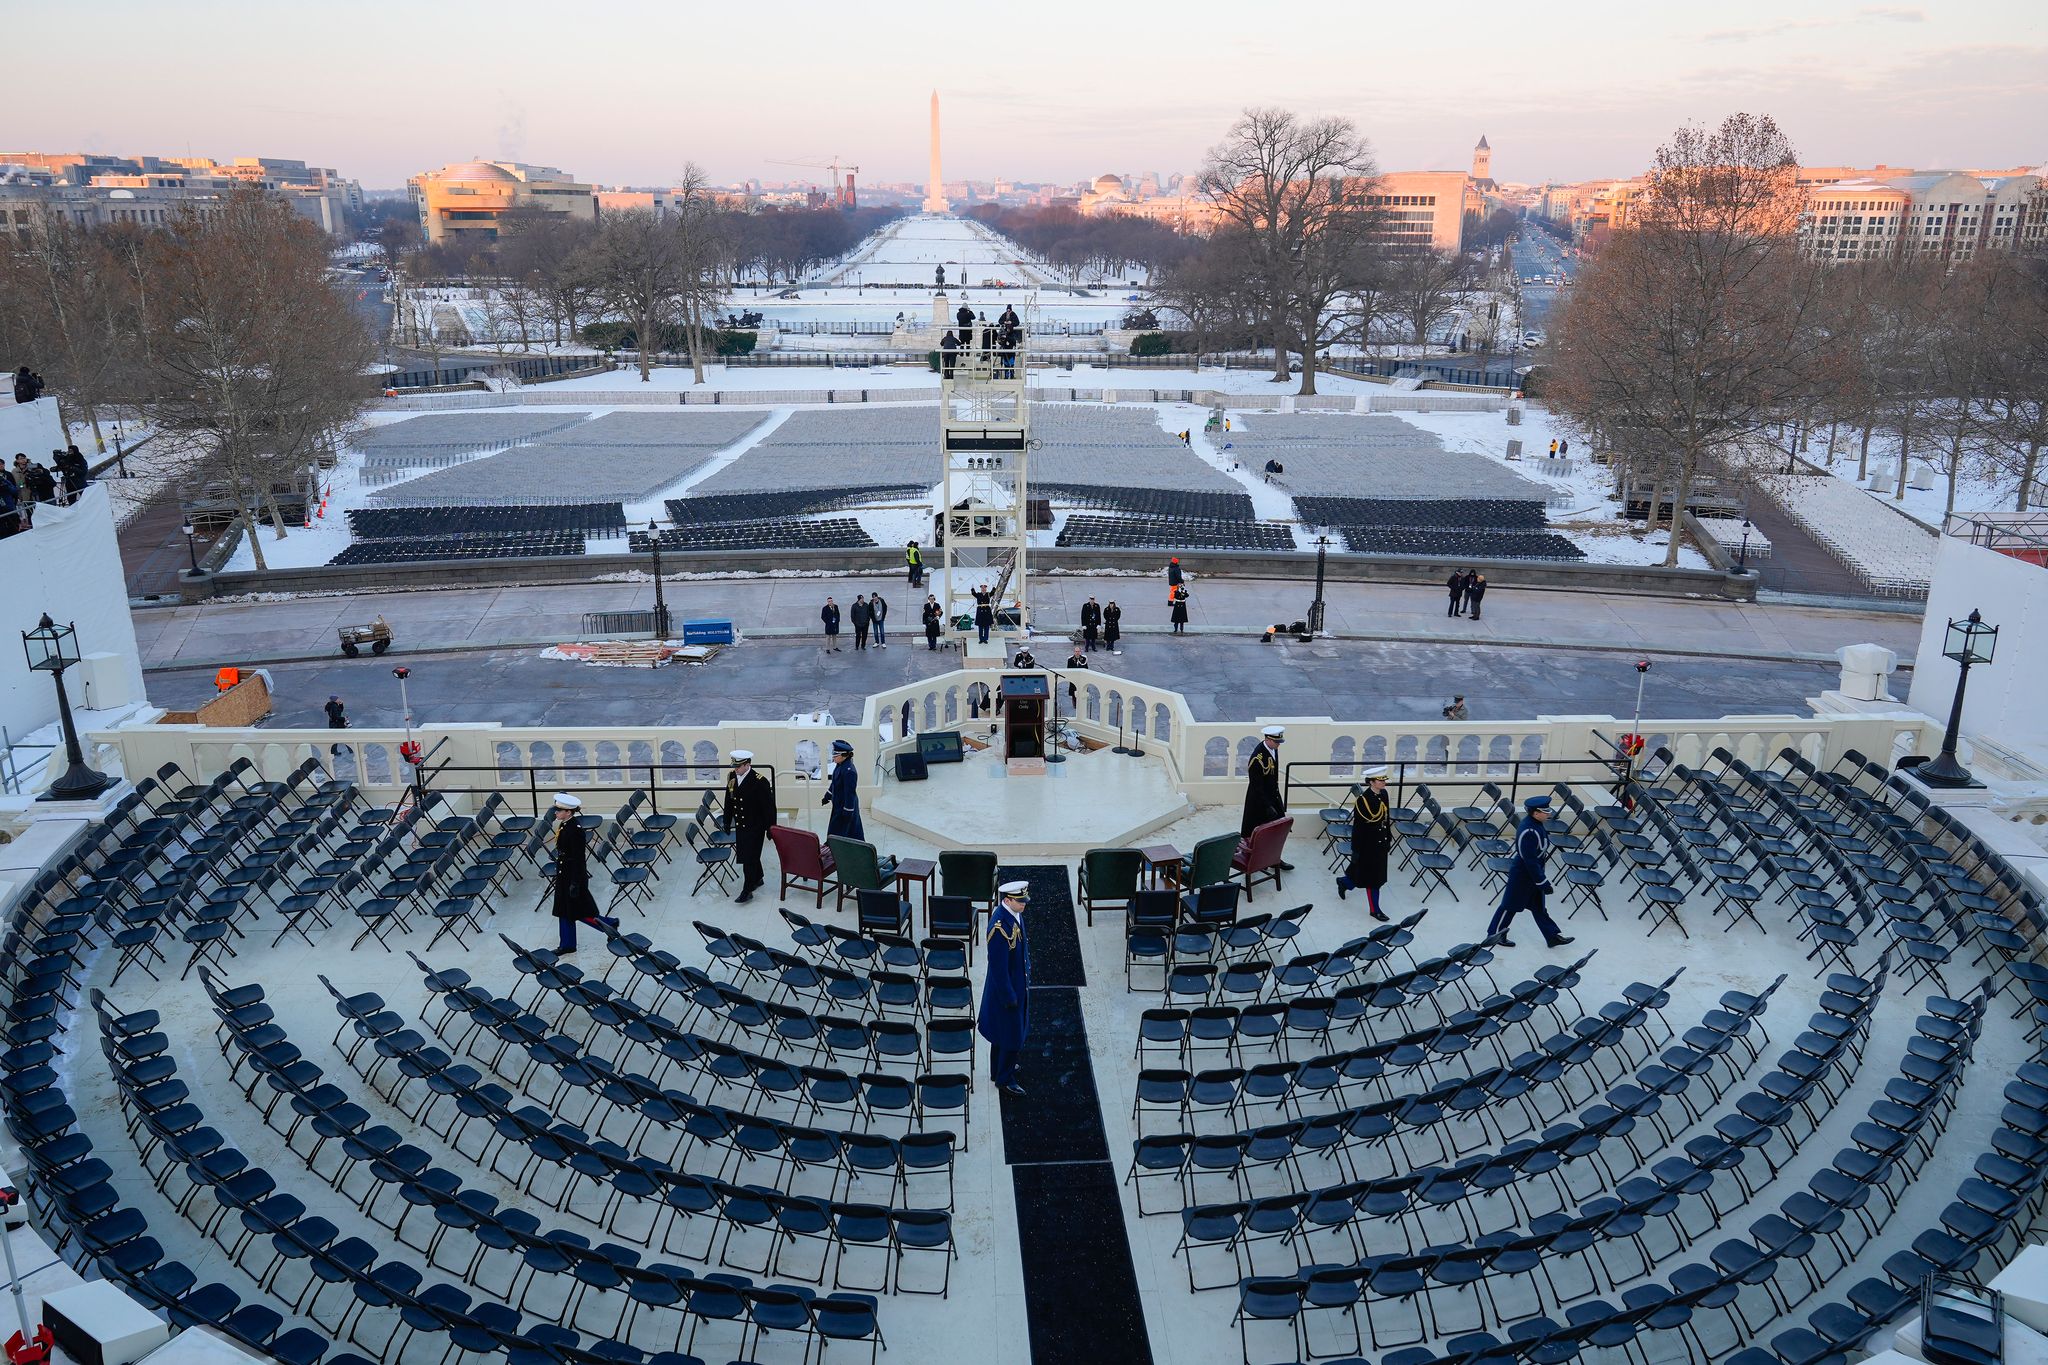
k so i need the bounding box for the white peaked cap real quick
[999,880,1031,897]
[731,750,754,763]
[552,793,582,809]
[1262,725,1286,738]
[1360,765,1389,779]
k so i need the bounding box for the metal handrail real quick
[404,760,779,820]
[1283,755,1627,815]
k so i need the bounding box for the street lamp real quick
[180,521,201,576]
[21,614,115,801]
[647,521,670,640]
[1915,609,1997,788]
[1736,519,1752,573]
[1307,534,1330,637]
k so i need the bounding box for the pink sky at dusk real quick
[9,0,2043,188]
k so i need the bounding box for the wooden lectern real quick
[1000,673,1049,775]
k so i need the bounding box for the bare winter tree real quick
[128,190,374,569]
[1199,107,1384,393]
[667,165,731,385]
[1386,251,1472,352]
[0,215,129,456]
[498,207,597,346]
[1979,253,2048,510]
[589,209,690,383]
[1548,113,1826,566]
[1150,227,1266,360]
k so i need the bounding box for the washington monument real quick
[923,90,949,214]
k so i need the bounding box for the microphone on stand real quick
[1043,662,1068,765]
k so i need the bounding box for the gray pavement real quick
[134,572,1924,671]
[144,633,1850,729]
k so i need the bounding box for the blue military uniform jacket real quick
[823,759,864,841]
[1494,815,1552,917]
[977,904,1030,1051]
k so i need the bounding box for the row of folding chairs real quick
[485,936,974,1099]
[1140,932,1513,1056]
[1135,951,1599,1098]
[612,931,974,1032]
[1130,971,1697,1216]
[1223,974,1924,1362]
[1124,893,1325,991]
[1168,977,1825,1297]
[99,990,888,1364]
[405,958,973,1174]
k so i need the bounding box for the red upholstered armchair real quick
[1232,816,1293,899]
[771,825,837,908]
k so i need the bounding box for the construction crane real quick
[767,156,859,209]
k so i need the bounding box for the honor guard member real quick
[1486,794,1575,949]
[724,751,777,903]
[978,880,1032,1095]
[1241,725,1294,869]
[1335,765,1392,922]
[549,794,615,953]
[922,594,943,651]
[822,739,864,841]
[1080,597,1102,650]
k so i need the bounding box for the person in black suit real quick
[724,752,777,904]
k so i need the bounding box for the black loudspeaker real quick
[895,752,929,781]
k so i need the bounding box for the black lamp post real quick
[180,520,201,576]
[647,521,670,640]
[22,613,115,801]
[1736,519,1752,572]
[1915,609,1997,787]
[1307,534,1330,637]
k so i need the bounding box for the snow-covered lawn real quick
[1797,423,2044,532]
[242,374,1708,572]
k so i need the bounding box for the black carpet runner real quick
[995,864,1154,1365]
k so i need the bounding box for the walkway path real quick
[998,865,1153,1364]
[134,573,1921,672]
[144,634,1863,732]
[1742,491,1874,598]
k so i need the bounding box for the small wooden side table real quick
[894,858,937,926]
[1140,844,1183,889]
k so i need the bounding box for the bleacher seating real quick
[629,518,878,552]
[327,532,585,566]
[1336,527,1586,560]
[1036,484,1258,522]
[1296,495,1550,533]
[1056,515,1295,552]
[1224,412,1546,500]
[369,411,768,506]
[348,504,625,541]
[665,487,924,528]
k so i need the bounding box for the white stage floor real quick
[869,743,1192,853]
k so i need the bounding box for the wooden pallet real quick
[587,642,674,667]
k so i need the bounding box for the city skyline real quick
[8,0,2044,190]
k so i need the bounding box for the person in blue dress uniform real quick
[1486,794,1576,949]
[822,739,863,841]
[978,880,1032,1095]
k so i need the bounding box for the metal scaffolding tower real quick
[938,327,1030,661]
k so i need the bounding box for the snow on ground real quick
[221,450,367,571]
[296,369,1709,570]
[618,409,795,524]
[531,361,1391,396]
[1798,424,2042,532]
